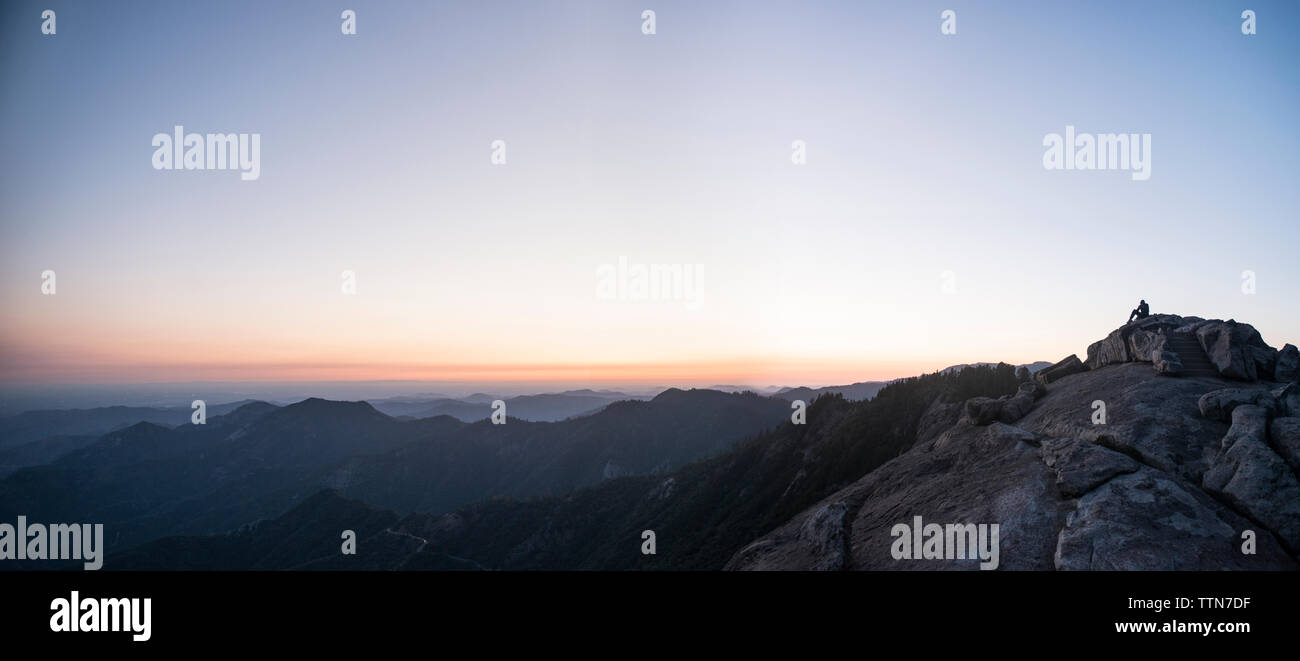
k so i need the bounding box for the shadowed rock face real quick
[1040,437,1139,498]
[727,422,1064,571]
[1053,466,1289,570]
[1152,344,1183,376]
[1202,404,1300,550]
[1277,345,1300,382]
[1198,387,1277,422]
[1196,320,1277,381]
[728,334,1300,570]
[1273,417,1300,473]
[1016,363,1224,482]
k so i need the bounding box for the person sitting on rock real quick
[1128,300,1150,323]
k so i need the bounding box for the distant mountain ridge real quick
[317,388,790,515]
[0,399,264,451]
[0,388,788,554]
[774,381,890,402]
[366,390,650,422]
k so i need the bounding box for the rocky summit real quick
[728,315,1300,570]
[1085,314,1296,382]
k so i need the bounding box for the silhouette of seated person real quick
[1128,300,1150,323]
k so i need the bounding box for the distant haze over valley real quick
[0,371,981,417]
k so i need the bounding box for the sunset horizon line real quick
[0,355,1049,390]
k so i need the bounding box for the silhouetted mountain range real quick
[0,399,263,451]
[320,388,789,515]
[365,390,648,421]
[0,388,786,554]
[773,381,890,402]
[110,365,1027,569]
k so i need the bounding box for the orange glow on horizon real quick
[0,354,956,387]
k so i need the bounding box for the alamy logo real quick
[152,125,261,181]
[1042,126,1150,181]
[0,516,104,570]
[890,515,1000,570]
[595,257,704,309]
[50,591,151,642]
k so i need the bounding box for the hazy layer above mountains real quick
[0,372,969,418]
[0,374,908,446]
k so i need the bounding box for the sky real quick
[1,0,1298,392]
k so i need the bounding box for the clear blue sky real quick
[2,0,1297,387]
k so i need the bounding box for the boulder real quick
[998,382,1045,423]
[962,397,1003,426]
[1036,354,1086,386]
[1197,387,1275,422]
[1055,468,1294,570]
[1202,405,1300,551]
[1153,350,1183,376]
[1039,438,1139,498]
[1276,344,1299,383]
[1219,403,1270,450]
[1253,346,1279,380]
[1127,328,1164,362]
[1086,329,1131,369]
[1021,380,1047,399]
[963,382,1046,426]
[1196,319,1271,381]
